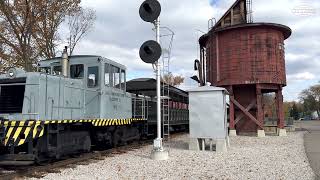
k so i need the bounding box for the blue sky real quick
[209,0,219,6]
[69,0,320,102]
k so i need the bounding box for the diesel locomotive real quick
[0,48,189,165]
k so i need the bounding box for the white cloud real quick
[72,0,215,87]
[67,0,320,101]
[288,72,316,81]
[286,53,311,62]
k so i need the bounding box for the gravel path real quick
[31,132,315,180]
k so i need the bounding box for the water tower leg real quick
[256,86,264,129]
[229,86,237,136]
[276,87,287,137]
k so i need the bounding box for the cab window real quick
[70,64,84,79]
[121,69,126,91]
[87,66,99,88]
[105,63,111,86]
[53,66,62,75]
[40,67,51,74]
[113,65,120,89]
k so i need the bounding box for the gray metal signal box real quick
[188,86,228,152]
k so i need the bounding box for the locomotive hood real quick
[0,68,27,80]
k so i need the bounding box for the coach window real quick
[70,64,84,79]
[87,66,99,88]
[121,69,126,91]
[105,63,111,86]
[113,66,120,89]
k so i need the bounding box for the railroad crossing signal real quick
[139,0,168,160]
[139,40,162,64]
[139,0,162,64]
[139,0,161,23]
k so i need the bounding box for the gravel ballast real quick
[33,132,315,180]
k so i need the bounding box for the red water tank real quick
[199,23,291,133]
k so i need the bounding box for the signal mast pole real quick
[155,18,162,145]
[152,16,168,160]
[139,0,168,160]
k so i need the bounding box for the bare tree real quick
[262,94,277,118]
[33,0,81,59]
[0,0,38,71]
[0,0,82,71]
[161,73,185,87]
[0,57,6,73]
[67,7,96,55]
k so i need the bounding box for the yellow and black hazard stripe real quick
[90,118,145,126]
[42,118,145,126]
[0,118,146,147]
[1,120,45,147]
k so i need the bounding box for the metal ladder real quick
[132,96,151,136]
[159,27,174,140]
[132,96,146,120]
[246,0,253,23]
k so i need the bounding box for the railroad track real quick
[0,132,186,179]
[0,140,153,180]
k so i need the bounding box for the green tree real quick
[299,84,320,118]
[283,102,292,120]
[289,103,300,120]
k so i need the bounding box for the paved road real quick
[295,121,320,179]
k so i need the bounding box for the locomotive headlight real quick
[7,68,16,78]
[7,68,17,78]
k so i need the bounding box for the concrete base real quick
[216,139,227,152]
[277,128,287,136]
[189,138,200,151]
[189,138,228,152]
[257,130,265,137]
[226,136,230,148]
[229,129,237,136]
[189,138,209,151]
[286,125,295,132]
[151,149,169,160]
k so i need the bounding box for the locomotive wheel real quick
[35,152,46,165]
[112,128,122,147]
[33,140,46,165]
[82,135,91,152]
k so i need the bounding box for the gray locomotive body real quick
[0,55,188,165]
[0,55,133,120]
